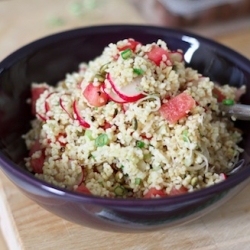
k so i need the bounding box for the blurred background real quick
[0,1,250,249]
[1,0,250,61]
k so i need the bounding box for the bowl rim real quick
[1,24,250,206]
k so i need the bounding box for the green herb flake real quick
[95,133,109,147]
[222,99,235,106]
[121,48,132,59]
[114,185,126,196]
[135,178,141,185]
[182,130,189,142]
[136,141,145,148]
[133,68,144,75]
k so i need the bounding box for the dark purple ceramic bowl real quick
[1,25,250,233]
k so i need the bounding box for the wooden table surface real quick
[1,1,250,249]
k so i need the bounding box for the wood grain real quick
[1,170,250,250]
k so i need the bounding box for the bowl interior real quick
[1,25,250,199]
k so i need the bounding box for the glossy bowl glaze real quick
[1,25,250,233]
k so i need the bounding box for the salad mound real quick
[23,38,244,198]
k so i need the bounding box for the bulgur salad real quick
[23,38,245,198]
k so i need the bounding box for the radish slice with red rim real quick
[60,93,74,119]
[45,101,50,113]
[102,83,127,104]
[36,112,47,121]
[43,92,58,119]
[107,73,145,102]
[73,100,90,128]
[220,173,227,180]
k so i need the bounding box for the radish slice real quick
[169,51,184,63]
[36,112,47,122]
[73,100,90,128]
[76,167,85,186]
[59,94,74,119]
[102,83,127,104]
[36,92,52,121]
[220,173,227,180]
[44,92,58,118]
[107,73,145,102]
[45,101,50,113]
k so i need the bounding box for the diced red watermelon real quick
[147,45,172,66]
[118,39,141,52]
[169,186,188,196]
[83,83,108,107]
[29,139,45,174]
[159,92,196,123]
[144,187,166,198]
[75,185,92,194]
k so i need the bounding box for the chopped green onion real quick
[222,99,235,106]
[95,133,109,147]
[114,185,126,196]
[136,141,145,148]
[85,129,93,140]
[182,130,189,142]
[121,48,132,59]
[133,68,144,75]
[135,178,141,185]
[99,181,104,187]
